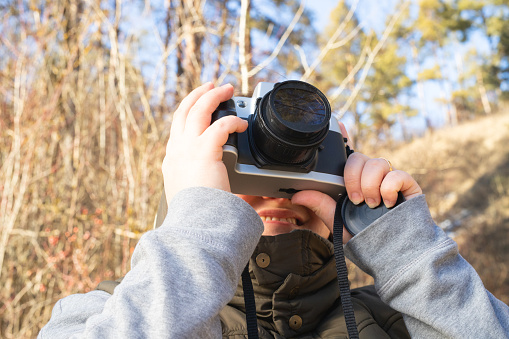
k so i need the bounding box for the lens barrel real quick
[252,81,331,165]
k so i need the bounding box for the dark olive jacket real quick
[103,193,409,338]
[218,230,410,338]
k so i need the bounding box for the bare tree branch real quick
[330,22,364,49]
[239,0,250,94]
[294,44,309,73]
[300,0,360,82]
[336,1,409,119]
[329,42,371,102]
[247,0,306,78]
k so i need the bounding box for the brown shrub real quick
[0,3,166,336]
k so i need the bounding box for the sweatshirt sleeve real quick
[344,194,509,338]
[38,187,264,339]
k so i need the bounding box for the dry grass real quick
[348,112,509,303]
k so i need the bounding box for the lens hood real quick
[252,81,331,165]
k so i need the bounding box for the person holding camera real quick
[39,82,509,338]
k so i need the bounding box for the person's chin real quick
[261,221,299,236]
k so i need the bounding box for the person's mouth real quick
[260,216,298,225]
[258,209,304,226]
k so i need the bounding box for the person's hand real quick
[291,122,422,243]
[162,82,248,207]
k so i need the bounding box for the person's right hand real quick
[162,82,248,207]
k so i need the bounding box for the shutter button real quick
[255,253,270,268]
[289,315,302,330]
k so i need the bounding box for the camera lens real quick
[273,88,328,127]
[252,81,331,165]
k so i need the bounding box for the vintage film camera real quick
[154,80,402,233]
[211,80,351,200]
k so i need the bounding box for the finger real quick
[344,152,370,205]
[171,82,215,135]
[338,121,353,149]
[380,170,423,207]
[291,190,336,230]
[201,115,248,156]
[360,158,393,208]
[185,84,235,136]
[379,157,395,171]
[291,190,353,244]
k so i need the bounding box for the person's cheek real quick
[236,194,252,203]
[307,214,331,239]
[235,194,262,210]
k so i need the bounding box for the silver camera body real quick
[213,81,350,200]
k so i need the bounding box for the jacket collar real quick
[230,229,340,336]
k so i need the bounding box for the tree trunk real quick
[411,42,431,131]
[213,6,228,82]
[176,0,204,98]
[158,4,173,119]
[477,70,492,115]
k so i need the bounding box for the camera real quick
[211,80,351,200]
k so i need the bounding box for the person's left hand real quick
[291,122,422,243]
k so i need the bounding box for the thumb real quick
[291,190,336,231]
[291,190,353,244]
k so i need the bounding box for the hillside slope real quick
[368,112,509,304]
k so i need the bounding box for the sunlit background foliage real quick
[1,0,508,337]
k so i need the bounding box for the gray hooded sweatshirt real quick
[39,187,509,338]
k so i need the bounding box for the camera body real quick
[211,80,350,200]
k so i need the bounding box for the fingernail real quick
[350,192,362,205]
[221,83,232,88]
[384,200,395,208]
[366,198,378,208]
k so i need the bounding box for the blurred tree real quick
[455,0,509,101]
[363,41,416,143]
[418,0,509,122]
[318,0,366,147]
[151,0,316,100]
[413,0,473,126]
[319,0,414,147]
[452,48,496,120]
[250,0,317,79]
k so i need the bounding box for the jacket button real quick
[255,253,270,268]
[288,286,299,299]
[289,315,302,330]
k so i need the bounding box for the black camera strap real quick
[242,264,259,339]
[334,196,359,338]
